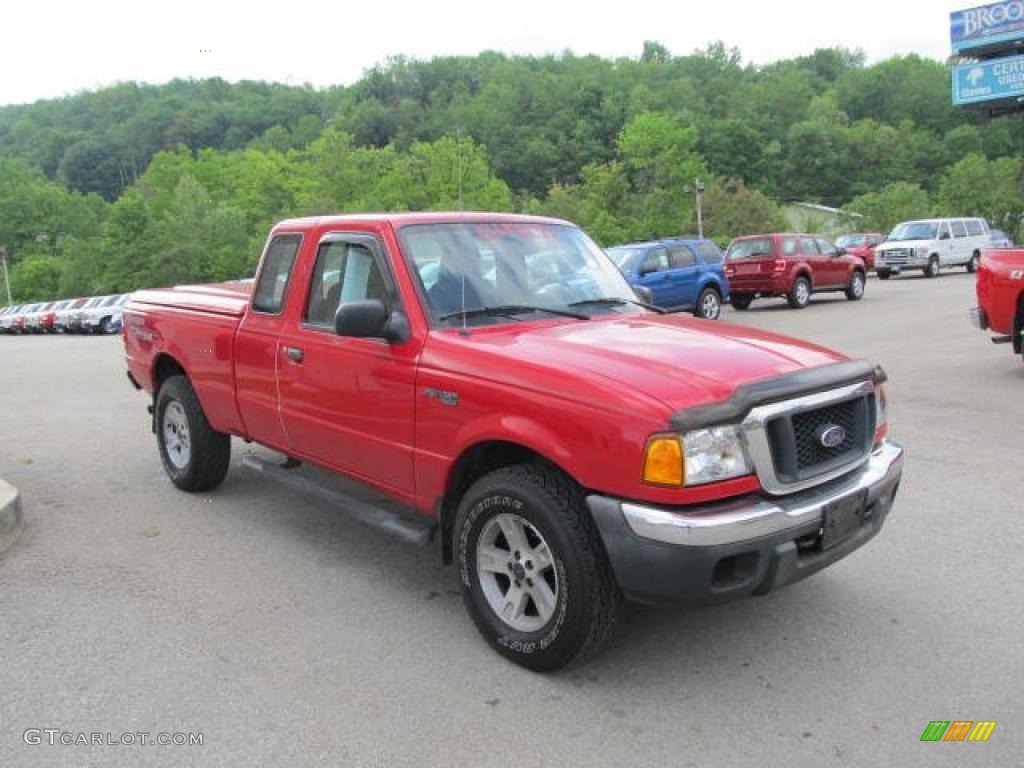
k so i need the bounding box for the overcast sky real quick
[1,0,971,106]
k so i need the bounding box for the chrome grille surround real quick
[739,379,876,496]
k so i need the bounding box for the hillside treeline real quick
[1,43,1021,301]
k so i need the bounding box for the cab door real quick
[274,232,419,502]
[235,233,304,452]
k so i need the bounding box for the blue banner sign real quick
[952,54,1024,105]
[951,1,1024,52]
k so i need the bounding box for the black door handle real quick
[283,346,304,363]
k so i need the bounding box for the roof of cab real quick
[271,211,572,230]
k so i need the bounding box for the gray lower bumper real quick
[587,440,904,605]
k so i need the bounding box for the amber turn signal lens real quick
[643,436,684,486]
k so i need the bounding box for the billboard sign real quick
[952,53,1024,105]
[951,1,1024,52]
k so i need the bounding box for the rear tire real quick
[694,287,721,320]
[730,292,754,310]
[924,257,940,278]
[845,270,865,301]
[967,252,980,273]
[155,375,231,492]
[787,276,811,309]
[455,464,622,672]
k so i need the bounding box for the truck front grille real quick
[765,396,872,484]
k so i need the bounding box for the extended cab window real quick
[965,219,984,236]
[253,235,302,314]
[305,241,389,328]
[952,220,968,238]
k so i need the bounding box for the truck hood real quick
[426,314,848,418]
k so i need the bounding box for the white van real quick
[874,218,990,279]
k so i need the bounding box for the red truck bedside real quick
[123,213,904,671]
[971,247,1024,363]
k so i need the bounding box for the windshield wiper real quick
[439,304,590,322]
[568,297,667,314]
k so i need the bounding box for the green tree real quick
[697,178,789,240]
[937,154,1024,236]
[845,183,933,233]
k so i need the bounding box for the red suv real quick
[725,233,867,310]
[835,233,884,269]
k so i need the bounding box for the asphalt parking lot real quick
[1,271,1021,767]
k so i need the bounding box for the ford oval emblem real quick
[818,424,847,449]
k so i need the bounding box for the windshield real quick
[606,246,642,270]
[399,221,639,325]
[889,222,938,241]
[836,235,866,248]
[726,237,775,260]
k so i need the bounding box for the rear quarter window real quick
[965,219,985,236]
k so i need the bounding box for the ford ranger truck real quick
[122,213,904,672]
[971,247,1024,364]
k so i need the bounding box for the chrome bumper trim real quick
[619,439,903,547]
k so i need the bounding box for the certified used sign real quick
[952,53,1024,105]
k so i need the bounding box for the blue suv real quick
[608,238,731,319]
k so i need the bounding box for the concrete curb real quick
[0,477,24,555]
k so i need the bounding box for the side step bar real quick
[242,455,436,546]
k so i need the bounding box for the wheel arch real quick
[437,439,576,565]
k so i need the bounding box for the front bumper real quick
[587,439,904,605]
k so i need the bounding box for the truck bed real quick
[124,281,251,437]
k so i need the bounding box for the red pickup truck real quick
[971,248,1024,363]
[123,213,904,671]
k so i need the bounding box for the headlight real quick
[683,426,752,485]
[642,426,753,487]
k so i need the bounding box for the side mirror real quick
[634,285,655,304]
[335,299,409,343]
[835,247,847,257]
[940,232,951,240]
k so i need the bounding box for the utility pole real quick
[695,180,706,240]
[0,247,11,306]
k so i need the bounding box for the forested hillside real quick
[1,43,1022,301]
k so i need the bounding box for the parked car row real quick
[0,294,131,335]
[610,217,1013,315]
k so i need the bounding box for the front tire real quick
[100,317,113,334]
[455,464,622,672]
[155,375,231,492]
[876,269,891,280]
[787,276,811,309]
[694,286,721,320]
[845,270,865,301]
[924,256,940,278]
